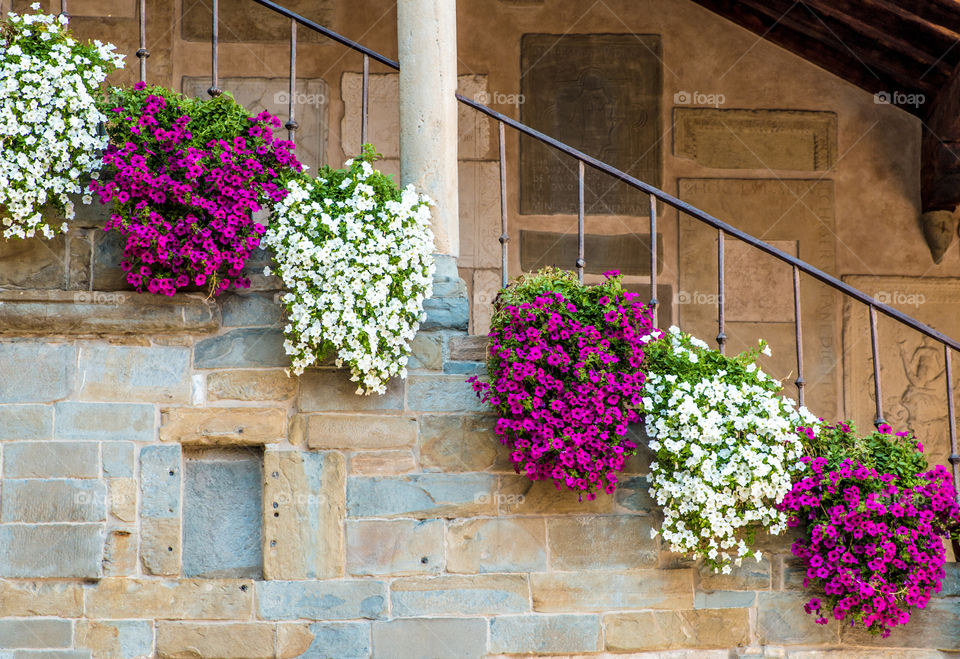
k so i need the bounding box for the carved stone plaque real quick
[674,109,837,170]
[519,230,663,276]
[182,0,333,43]
[679,179,839,419]
[182,77,328,174]
[843,276,960,469]
[520,34,662,215]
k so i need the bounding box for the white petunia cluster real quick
[263,157,435,395]
[0,5,123,239]
[644,326,819,573]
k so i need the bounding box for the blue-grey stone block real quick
[421,296,469,331]
[140,445,181,519]
[391,576,530,616]
[183,454,262,578]
[194,328,287,368]
[0,524,103,578]
[488,614,601,654]
[0,405,53,440]
[347,474,496,518]
[77,345,190,403]
[695,590,757,609]
[615,476,654,512]
[3,442,99,478]
[0,343,74,402]
[372,618,486,659]
[298,622,371,659]
[220,292,282,327]
[80,620,153,658]
[257,580,387,620]
[443,361,486,376]
[1,480,106,522]
[101,442,136,478]
[406,375,485,413]
[13,652,92,659]
[54,402,154,442]
[0,618,72,648]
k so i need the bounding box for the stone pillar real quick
[398,0,460,259]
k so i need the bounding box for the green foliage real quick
[802,421,929,486]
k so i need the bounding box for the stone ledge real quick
[0,290,220,335]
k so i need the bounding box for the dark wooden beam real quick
[920,62,960,262]
[883,0,960,32]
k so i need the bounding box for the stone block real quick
[0,619,71,649]
[275,624,315,659]
[756,592,839,645]
[300,414,417,450]
[447,518,547,573]
[406,375,484,413]
[0,524,103,578]
[76,620,153,659]
[603,608,751,652]
[77,345,190,403]
[91,229,133,291]
[0,581,82,617]
[392,574,530,616]
[299,370,403,412]
[346,519,443,576]
[699,557,770,591]
[159,407,285,445]
[614,475,655,513]
[86,578,254,620]
[257,580,386,620]
[694,590,757,609]
[348,450,417,476]
[1,479,105,523]
[346,474,497,519]
[10,652,92,659]
[470,269,499,335]
[0,343,73,402]
[498,477,615,515]
[372,618,487,659]
[421,296,469,331]
[193,328,287,368]
[206,370,297,401]
[443,361,485,376]
[181,0,332,42]
[488,614,600,654]
[66,230,92,291]
[548,516,658,569]
[293,622,370,659]
[0,405,53,440]
[102,528,137,577]
[157,623,275,659]
[407,332,443,371]
[520,230,663,277]
[183,453,262,578]
[531,569,693,612]
[263,450,345,580]
[0,232,66,289]
[3,442,98,478]
[141,518,180,576]
[54,402,154,442]
[218,291,282,327]
[842,598,960,649]
[102,442,135,478]
[140,444,181,519]
[419,414,510,472]
[458,161,502,270]
[448,335,488,362]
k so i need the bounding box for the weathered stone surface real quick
[408,332,443,371]
[299,370,404,412]
[0,290,219,336]
[0,619,72,648]
[419,414,509,472]
[67,230,93,290]
[447,518,547,573]
[141,518,180,577]
[614,476,655,513]
[292,622,370,659]
[157,622,275,659]
[392,574,530,616]
[674,108,837,170]
[159,407,285,445]
[103,528,138,577]
[181,1,332,43]
[346,519,443,576]
[0,405,53,440]
[66,0,137,18]
[448,335,488,362]
[300,414,417,450]
[0,343,73,402]
[91,229,133,291]
[421,295,470,332]
[276,624,315,659]
[604,608,750,652]
[840,598,960,649]
[694,590,757,609]
[406,375,484,412]
[498,477,615,515]
[76,620,153,659]
[532,569,693,612]
[372,618,487,659]
[0,524,102,578]
[1,479,105,523]
[0,581,82,617]
[206,369,297,402]
[257,580,386,620]
[183,454,262,578]
[520,230,663,276]
[699,557,770,591]
[489,614,600,654]
[0,234,65,289]
[347,474,497,518]
[348,450,417,475]
[723,240,798,322]
[77,345,190,403]
[102,442,135,478]
[140,444,181,519]
[3,441,98,478]
[548,516,658,569]
[756,592,839,645]
[521,34,661,214]
[193,328,287,368]
[55,402,155,442]
[263,450,345,580]
[86,578,254,620]
[470,268,499,335]
[218,291,282,327]
[458,161,502,270]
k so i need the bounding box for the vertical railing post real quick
[136,0,148,83]
[208,0,222,97]
[945,345,960,502]
[869,305,885,428]
[361,54,370,147]
[793,265,805,407]
[576,160,585,283]
[716,229,726,354]
[59,0,68,19]
[648,194,658,327]
[498,121,509,289]
[285,19,298,142]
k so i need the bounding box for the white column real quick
[397,0,459,258]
